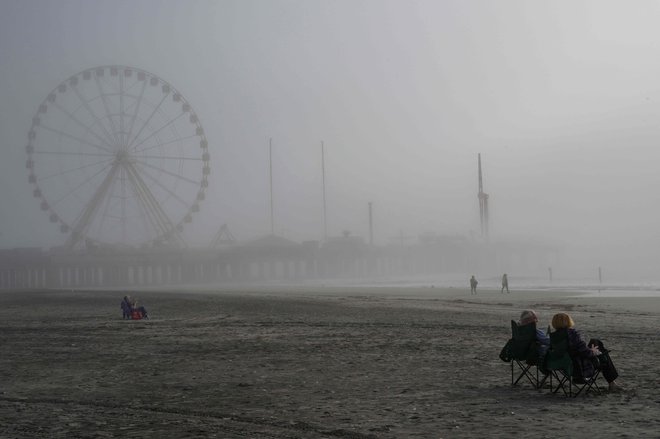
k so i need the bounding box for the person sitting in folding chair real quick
[551,313,621,392]
[500,309,550,388]
[518,310,550,358]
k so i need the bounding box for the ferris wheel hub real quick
[115,149,129,163]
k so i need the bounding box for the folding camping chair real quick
[507,320,543,388]
[545,328,601,397]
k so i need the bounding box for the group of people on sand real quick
[120,295,149,320]
[469,273,509,294]
[512,309,622,392]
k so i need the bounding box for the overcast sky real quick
[2,0,660,279]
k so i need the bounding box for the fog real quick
[2,0,660,282]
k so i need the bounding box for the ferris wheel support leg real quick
[66,162,120,250]
[123,164,165,242]
[124,162,186,248]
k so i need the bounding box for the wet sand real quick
[1,286,658,438]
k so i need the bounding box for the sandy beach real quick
[0,286,658,438]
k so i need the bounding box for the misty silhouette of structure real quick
[321,141,328,242]
[391,230,414,246]
[0,234,560,289]
[25,66,210,252]
[269,138,275,235]
[368,202,374,246]
[6,72,562,289]
[209,224,236,248]
[478,153,490,239]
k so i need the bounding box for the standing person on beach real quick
[120,295,132,319]
[551,312,622,391]
[470,275,478,294]
[501,273,509,293]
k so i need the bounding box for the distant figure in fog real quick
[132,300,149,320]
[121,295,148,320]
[470,275,478,294]
[501,273,509,293]
[120,295,132,319]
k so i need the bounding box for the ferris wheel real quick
[26,65,210,249]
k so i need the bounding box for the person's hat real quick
[519,309,538,326]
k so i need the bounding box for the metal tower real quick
[321,141,327,241]
[478,153,489,239]
[269,138,274,235]
[209,223,236,248]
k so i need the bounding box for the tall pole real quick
[368,202,373,246]
[478,153,483,237]
[478,153,489,239]
[321,141,327,241]
[269,137,274,235]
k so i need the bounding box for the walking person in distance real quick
[501,273,510,293]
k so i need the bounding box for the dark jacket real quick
[567,327,597,378]
[536,329,550,345]
[535,328,550,356]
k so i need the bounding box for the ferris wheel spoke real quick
[100,74,122,95]
[119,73,125,147]
[93,165,121,241]
[126,92,169,150]
[37,157,115,182]
[38,124,116,155]
[124,163,167,235]
[66,162,121,249]
[93,75,121,146]
[120,166,127,242]
[33,150,114,157]
[124,79,148,149]
[131,184,157,242]
[132,154,202,161]
[117,77,140,95]
[51,161,115,208]
[70,83,119,147]
[130,112,187,152]
[124,162,178,239]
[117,99,139,116]
[139,166,192,207]
[51,101,115,152]
[134,134,198,154]
[132,158,200,185]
